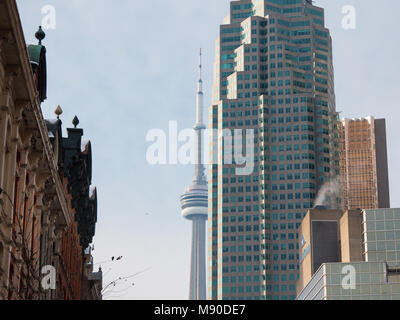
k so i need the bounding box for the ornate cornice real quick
[4,0,71,226]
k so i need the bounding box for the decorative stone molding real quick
[0,91,11,112]
[55,214,67,234]
[0,226,11,244]
[13,234,23,250]
[49,208,61,223]
[19,129,35,151]
[4,65,21,94]
[40,209,51,228]
[0,30,14,45]
[14,100,29,120]
[36,163,51,190]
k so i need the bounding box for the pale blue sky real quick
[16,0,400,299]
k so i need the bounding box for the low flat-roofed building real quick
[297,208,364,294]
[297,208,400,300]
[297,261,400,300]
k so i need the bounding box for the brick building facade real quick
[0,0,101,300]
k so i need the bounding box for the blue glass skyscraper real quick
[209,0,339,300]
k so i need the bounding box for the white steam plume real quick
[313,176,342,209]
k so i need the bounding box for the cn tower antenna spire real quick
[194,48,206,183]
[199,48,202,81]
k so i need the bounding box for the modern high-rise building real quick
[340,117,390,210]
[180,50,208,300]
[208,0,339,300]
[297,208,400,300]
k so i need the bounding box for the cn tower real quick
[180,49,208,300]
